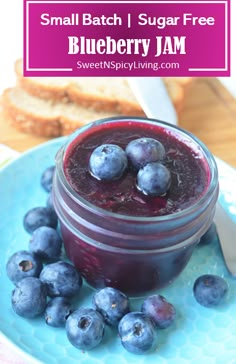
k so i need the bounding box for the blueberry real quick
[118,312,156,354]
[6,250,43,284]
[29,226,62,262]
[45,297,72,327]
[41,165,55,192]
[125,137,166,170]
[39,261,82,298]
[199,223,217,245]
[66,308,105,350]
[89,144,128,181]
[93,287,130,326]
[193,274,228,307]
[141,294,176,329]
[137,162,171,196]
[23,206,58,234]
[11,277,47,318]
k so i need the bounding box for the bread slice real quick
[5,60,192,138]
[15,59,190,114]
[2,87,123,137]
[15,59,145,116]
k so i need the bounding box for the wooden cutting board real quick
[179,77,236,168]
[0,77,236,168]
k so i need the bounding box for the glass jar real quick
[52,117,219,296]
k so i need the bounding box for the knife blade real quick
[128,77,236,276]
[218,77,236,99]
[214,202,236,276]
[127,77,178,125]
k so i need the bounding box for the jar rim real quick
[56,116,219,223]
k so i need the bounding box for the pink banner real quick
[24,0,230,76]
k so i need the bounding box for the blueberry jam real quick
[53,118,218,295]
[64,121,209,217]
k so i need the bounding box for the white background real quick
[0,1,235,96]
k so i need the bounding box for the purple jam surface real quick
[64,121,210,217]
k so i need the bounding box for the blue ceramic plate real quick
[0,137,236,364]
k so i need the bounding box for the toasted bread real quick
[2,87,121,137]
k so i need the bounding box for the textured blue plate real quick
[0,137,236,364]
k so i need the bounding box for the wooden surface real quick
[179,77,236,168]
[0,77,236,168]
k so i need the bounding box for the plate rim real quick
[0,136,66,176]
[0,138,235,363]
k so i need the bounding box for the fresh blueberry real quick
[66,308,105,350]
[39,261,82,298]
[93,287,130,326]
[41,165,55,192]
[141,294,176,329]
[125,137,166,170]
[89,144,128,181]
[23,206,58,234]
[137,162,171,196]
[6,250,43,284]
[11,277,47,318]
[45,297,72,327]
[118,312,156,354]
[199,223,217,245]
[29,226,62,262]
[193,274,228,307]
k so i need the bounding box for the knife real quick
[128,77,236,276]
[214,202,236,276]
[218,77,236,99]
[127,77,178,125]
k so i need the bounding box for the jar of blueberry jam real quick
[52,117,219,296]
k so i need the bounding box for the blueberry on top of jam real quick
[64,122,209,217]
[126,137,166,170]
[89,137,170,197]
[89,144,128,181]
[137,162,171,196]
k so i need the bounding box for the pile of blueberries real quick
[89,137,171,196]
[5,148,229,355]
[5,164,177,354]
